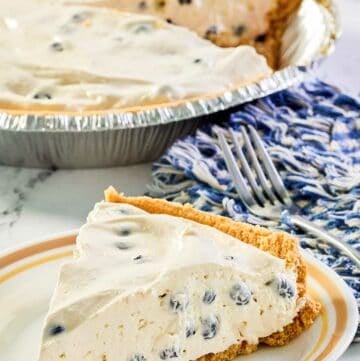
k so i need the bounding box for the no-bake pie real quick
[38,188,320,361]
[0,0,301,113]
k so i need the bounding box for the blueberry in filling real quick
[128,353,146,361]
[202,289,216,304]
[275,276,295,298]
[72,12,90,23]
[50,42,64,52]
[185,325,196,338]
[159,345,180,360]
[233,24,246,36]
[205,25,217,38]
[185,318,197,338]
[117,209,129,214]
[138,1,147,10]
[255,33,267,42]
[169,292,189,312]
[229,283,251,305]
[119,229,132,236]
[133,24,153,34]
[194,58,202,64]
[133,255,144,263]
[48,324,65,336]
[201,315,219,340]
[116,242,132,250]
[33,92,52,100]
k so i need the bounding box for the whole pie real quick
[0,0,301,113]
[38,187,320,361]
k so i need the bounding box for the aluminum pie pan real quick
[0,0,340,168]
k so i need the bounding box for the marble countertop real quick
[0,0,359,359]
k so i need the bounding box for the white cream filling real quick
[0,0,272,111]
[79,0,276,41]
[39,202,304,361]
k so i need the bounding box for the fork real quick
[218,125,360,268]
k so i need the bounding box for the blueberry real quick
[48,324,65,336]
[72,12,90,23]
[138,1,147,10]
[159,345,180,359]
[255,33,267,42]
[186,326,196,338]
[169,293,189,313]
[115,208,129,214]
[201,315,219,340]
[128,353,146,361]
[133,255,144,263]
[233,25,246,36]
[185,319,196,338]
[202,290,216,304]
[178,0,192,4]
[194,58,202,64]
[230,283,251,305]
[116,242,132,250]
[133,24,153,34]
[272,275,295,299]
[205,25,217,38]
[119,229,131,236]
[50,42,64,52]
[33,92,52,100]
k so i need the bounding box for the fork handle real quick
[290,215,360,268]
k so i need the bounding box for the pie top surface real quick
[0,0,272,113]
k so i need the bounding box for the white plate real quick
[0,230,358,361]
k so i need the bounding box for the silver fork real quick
[218,125,360,268]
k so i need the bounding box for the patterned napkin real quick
[149,80,360,342]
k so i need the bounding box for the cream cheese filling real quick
[79,0,277,42]
[0,0,272,112]
[39,202,304,361]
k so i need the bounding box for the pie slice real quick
[38,187,320,361]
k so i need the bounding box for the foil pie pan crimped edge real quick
[0,0,340,168]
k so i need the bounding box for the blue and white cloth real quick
[149,80,360,341]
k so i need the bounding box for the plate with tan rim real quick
[0,230,357,361]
